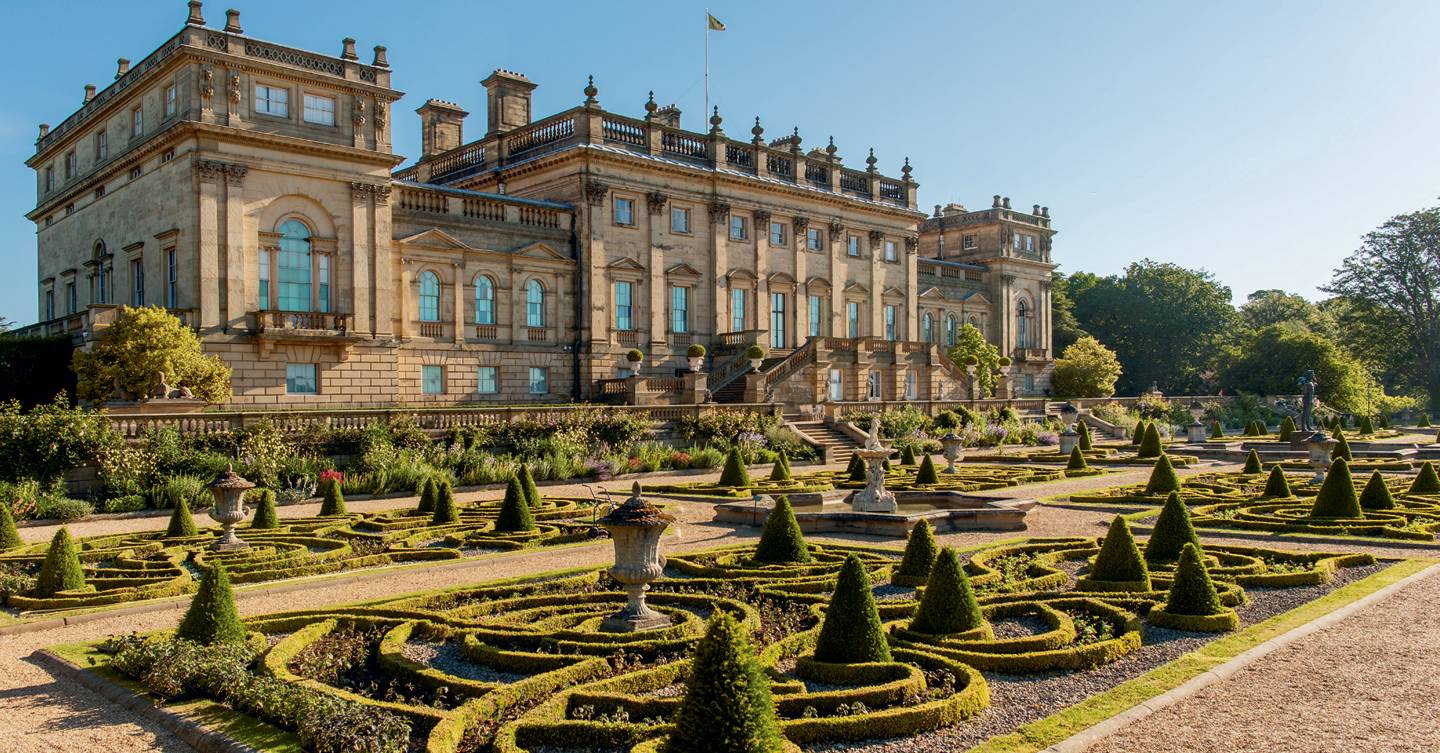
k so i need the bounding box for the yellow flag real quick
[707,13,726,31]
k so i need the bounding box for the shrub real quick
[909,547,984,635]
[1241,449,1262,474]
[1145,492,1201,563]
[933,410,961,431]
[1077,420,1093,451]
[718,447,752,488]
[1358,415,1375,435]
[1420,413,1432,428]
[1358,470,1395,511]
[686,344,707,358]
[1130,419,1146,446]
[1279,415,1296,441]
[1309,458,1361,518]
[893,520,938,587]
[103,494,147,514]
[0,394,121,485]
[416,476,437,515]
[745,345,766,360]
[1137,423,1163,458]
[431,479,460,524]
[752,496,810,564]
[494,476,535,532]
[36,496,93,522]
[813,554,891,663]
[1065,446,1089,471]
[319,478,347,517]
[1409,461,1440,494]
[517,464,542,507]
[915,454,940,484]
[1050,336,1122,398]
[1330,430,1352,462]
[1262,465,1292,498]
[176,561,246,645]
[1086,516,1150,589]
[768,450,793,483]
[72,306,231,404]
[246,489,277,530]
[1144,454,1181,495]
[1209,421,1223,439]
[166,498,198,538]
[625,349,645,363]
[0,501,19,550]
[34,527,85,597]
[845,453,865,482]
[662,611,782,753]
[899,445,917,466]
[149,474,210,511]
[1164,543,1223,616]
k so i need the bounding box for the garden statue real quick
[597,482,674,632]
[852,420,897,512]
[206,465,255,551]
[1298,370,1319,431]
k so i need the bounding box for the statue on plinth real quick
[1298,370,1319,432]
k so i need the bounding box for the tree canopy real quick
[1219,323,1382,414]
[72,306,231,405]
[947,323,1002,397]
[1050,335,1122,398]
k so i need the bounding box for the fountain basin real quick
[713,490,1037,536]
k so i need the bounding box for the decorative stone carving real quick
[708,200,731,223]
[584,180,609,205]
[353,98,367,127]
[199,67,214,98]
[194,159,228,182]
[868,229,884,248]
[1001,273,1017,286]
[351,182,391,203]
[228,72,242,103]
[646,191,667,215]
[829,218,843,237]
[905,235,919,253]
[793,216,810,232]
[754,209,771,224]
[374,100,388,131]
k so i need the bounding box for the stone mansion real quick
[22,2,1057,409]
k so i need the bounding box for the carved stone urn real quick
[598,482,675,632]
[940,432,964,473]
[688,356,704,372]
[1303,431,1337,484]
[207,465,255,551]
[851,422,897,513]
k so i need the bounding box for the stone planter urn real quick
[1303,431,1336,484]
[749,358,763,371]
[851,422,897,513]
[940,432,964,473]
[207,465,255,551]
[1058,426,1080,456]
[598,482,675,632]
[688,356,704,372]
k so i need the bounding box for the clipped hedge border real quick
[1147,606,1240,632]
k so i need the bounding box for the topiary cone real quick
[813,554,891,664]
[1066,445,1089,471]
[34,527,85,597]
[1409,461,1440,494]
[753,495,810,564]
[900,445,917,466]
[319,478,347,516]
[1358,470,1395,510]
[661,611,783,753]
[1145,492,1201,563]
[1137,423,1163,458]
[517,464,542,508]
[1359,415,1375,435]
[1242,449,1263,474]
[166,497,198,538]
[1331,430,1352,462]
[1164,542,1224,616]
[1261,465,1292,498]
[1087,516,1151,589]
[909,547,984,635]
[176,560,246,645]
[768,450,793,483]
[0,501,22,551]
[893,520,938,586]
[1144,454,1181,495]
[719,447,753,488]
[1279,416,1296,442]
[915,453,940,484]
[1131,419,1147,446]
[250,489,278,530]
[432,479,460,524]
[416,476,437,514]
[1209,421,1223,440]
[1077,420,1093,451]
[494,476,535,532]
[1310,458,1362,518]
[845,453,866,482]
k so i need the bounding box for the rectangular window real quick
[731,288,747,332]
[847,301,860,338]
[317,255,331,313]
[963,234,977,249]
[95,131,107,161]
[614,197,634,226]
[528,367,549,395]
[258,252,270,309]
[884,240,898,262]
[131,107,143,138]
[670,206,690,234]
[166,250,177,308]
[302,94,336,126]
[286,364,318,394]
[66,282,77,314]
[847,235,860,257]
[808,295,822,338]
[1024,373,1036,392]
[45,290,54,320]
[770,293,786,349]
[254,85,289,117]
[670,286,689,334]
[729,216,747,241]
[165,84,177,117]
[1013,233,1023,251]
[828,368,843,402]
[884,305,897,340]
[1024,235,1035,252]
[131,258,144,306]
[64,151,76,180]
[476,366,498,394]
[806,228,822,251]
[614,281,633,331]
[422,365,444,395]
[44,166,54,193]
[906,370,918,400]
[769,222,786,246]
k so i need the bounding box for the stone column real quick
[904,235,918,341]
[868,230,884,337]
[194,161,223,329]
[451,260,465,344]
[709,200,731,341]
[350,184,374,335]
[583,180,610,353]
[372,187,393,336]
[397,261,411,340]
[221,164,247,330]
[752,209,771,335]
[829,223,844,337]
[646,192,666,349]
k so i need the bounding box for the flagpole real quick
[704,8,711,121]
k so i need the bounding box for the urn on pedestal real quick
[598,482,675,632]
[207,465,254,551]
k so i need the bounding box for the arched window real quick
[277,220,312,311]
[474,276,495,325]
[945,315,956,348]
[525,279,545,327]
[1017,301,1029,349]
[922,312,933,343]
[418,271,441,322]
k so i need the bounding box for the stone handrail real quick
[764,339,817,389]
[707,349,755,395]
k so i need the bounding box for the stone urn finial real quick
[597,482,674,632]
[207,464,255,551]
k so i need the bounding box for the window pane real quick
[422,365,444,394]
[671,286,688,333]
[477,366,497,394]
[847,302,860,338]
[731,289,746,331]
[475,277,494,324]
[526,281,544,327]
[807,229,821,250]
[615,281,632,330]
[256,85,289,117]
[132,259,144,306]
[278,220,311,311]
[303,94,336,125]
[286,364,318,394]
[529,367,549,394]
[419,271,441,322]
[770,293,785,349]
[729,216,746,240]
[317,255,330,313]
[167,250,177,308]
[615,198,633,225]
[671,207,689,233]
[885,305,897,341]
[808,295,821,338]
[847,236,859,256]
[885,241,897,261]
[770,223,784,245]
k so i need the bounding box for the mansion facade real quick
[22,2,1056,409]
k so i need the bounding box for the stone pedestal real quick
[599,483,674,633]
[1058,427,1079,455]
[1186,421,1207,443]
[207,466,254,552]
[851,447,897,513]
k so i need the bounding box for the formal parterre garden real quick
[52,491,1409,753]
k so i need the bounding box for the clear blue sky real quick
[2,0,1437,325]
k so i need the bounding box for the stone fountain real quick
[598,482,674,632]
[207,465,255,551]
[850,421,897,513]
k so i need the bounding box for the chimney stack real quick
[340,38,358,60]
[186,0,205,26]
[224,8,242,34]
[372,45,389,68]
[481,69,537,136]
[116,58,130,79]
[83,84,97,103]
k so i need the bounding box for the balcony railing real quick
[256,310,349,333]
[614,330,640,347]
[1014,347,1049,361]
[525,327,550,342]
[474,324,498,340]
[417,321,445,339]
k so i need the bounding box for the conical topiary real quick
[719,447,753,488]
[166,497,198,538]
[1409,461,1440,494]
[250,489,278,530]
[752,496,810,564]
[1245,421,1258,437]
[1331,430,1352,462]
[813,554,891,663]
[768,450,793,483]
[1261,465,1292,498]
[1310,458,1362,518]
[915,453,940,485]
[0,501,22,551]
[1209,421,1223,440]
[1144,454,1181,495]
[909,547,984,635]
[1131,419,1147,446]
[1164,542,1224,616]
[416,476,437,514]
[1077,420,1093,451]
[661,611,782,753]
[319,478,347,516]
[517,464,542,508]
[34,527,85,597]
[893,520,938,586]
[176,561,246,645]
[431,479,460,524]
[1358,470,1395,510]
[1137,423,1163,458]
[1066,445,1089,471]
[1279,416,1296,442]
[1082,516,1151,590]
[1419,413,1432,428]
[900,445,917,466]
[845,453,866,482]
[1145,492,1201,563]
[1359,415,1375,435]
[494,476,535,532]
[1242,449,1263,474]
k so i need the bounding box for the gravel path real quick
[1085,562,1440,753]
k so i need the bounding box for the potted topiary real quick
[997,356,1013,372]
[960,355,979,373]
[623,348,645,378]
[686,343,707,372]
[745,345,766,371]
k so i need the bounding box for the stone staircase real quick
[789,418,859,466]
[713,355,788,403]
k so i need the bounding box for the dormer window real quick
[255,85,289,117]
